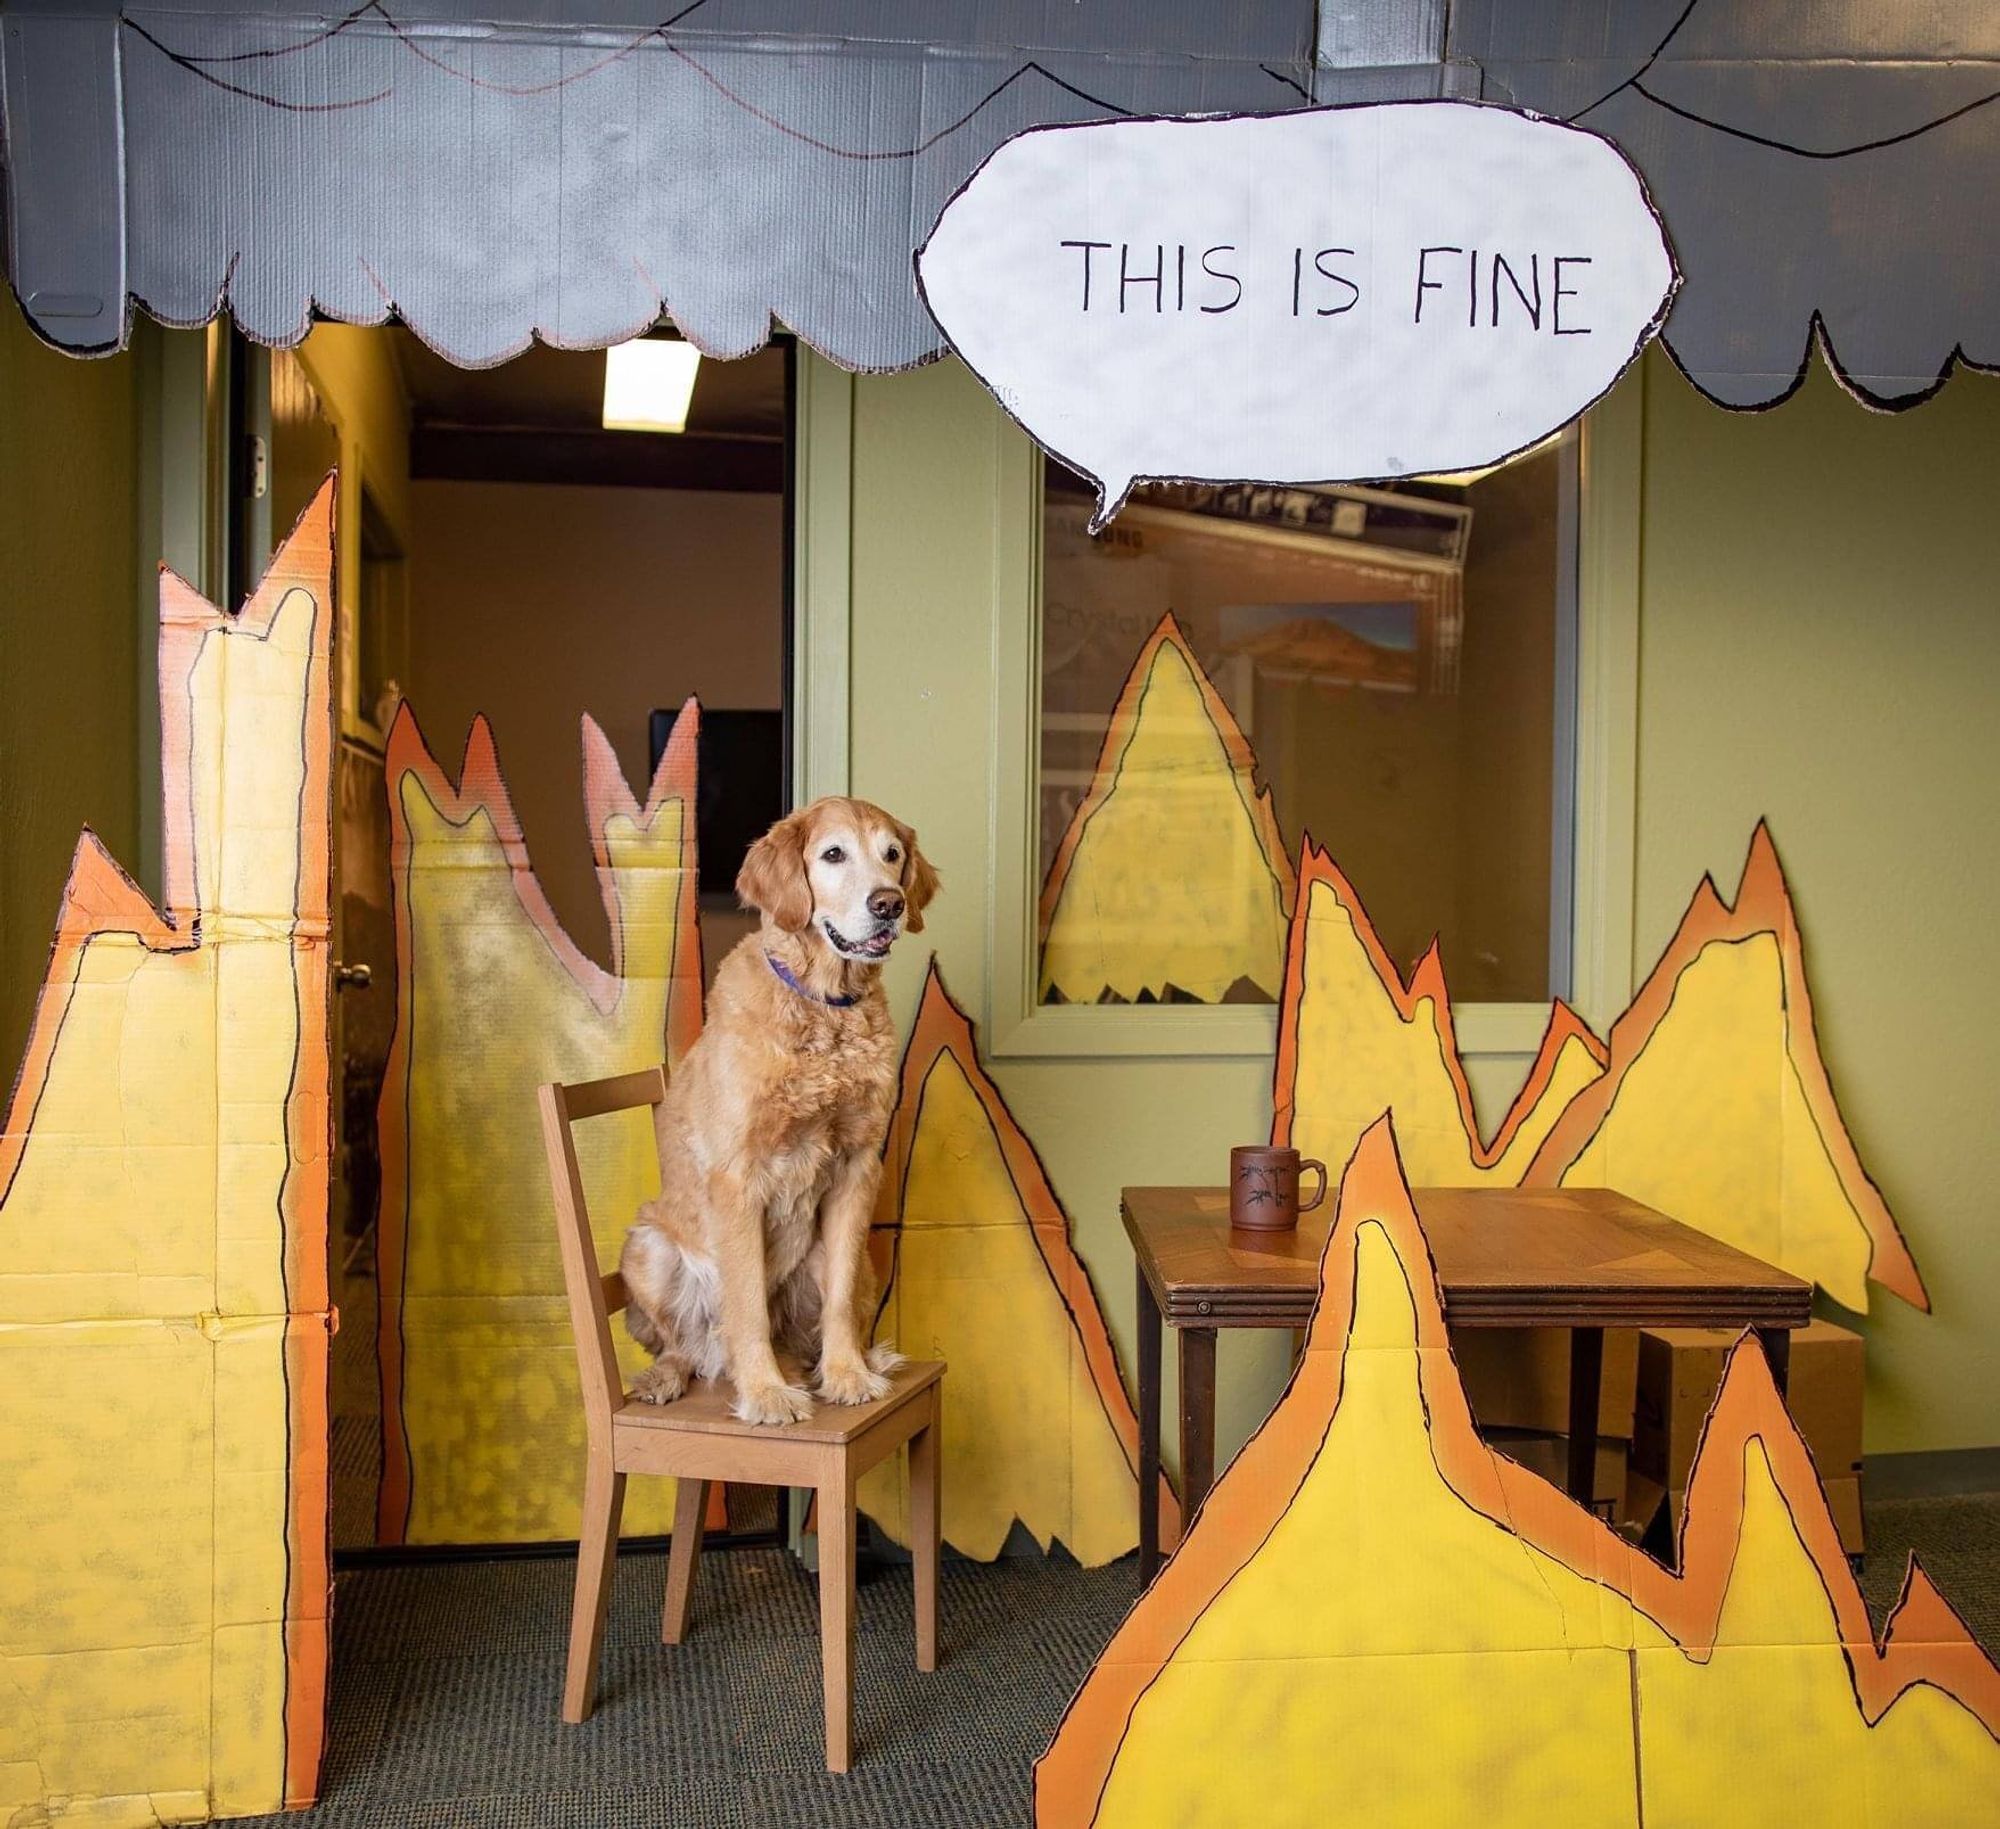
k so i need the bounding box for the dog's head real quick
[736,797,939,963]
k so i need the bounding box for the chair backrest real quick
[537,1065,670,1436]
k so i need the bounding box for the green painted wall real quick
[846,360,1294,1472]
[1630,349,2000,1455]
[3,318,1989,1470]
[840,348,2000,1478]
[296,323,415,723]
[0,292,142,1085]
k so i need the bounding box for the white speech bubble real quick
[916,102,1677,528]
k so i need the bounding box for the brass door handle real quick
[333,962,373,990]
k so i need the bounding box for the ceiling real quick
[391,330,788,492]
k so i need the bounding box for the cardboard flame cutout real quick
[375,702,704,1544]
[1040,614,1293,1006]
[1273,838,1609,1183]
[1273,827,1924,1311]
[862,964,1178,1565]
[1038,1118,1999,1827]
[0,487,335,1821]
[1524,822,1927,1314]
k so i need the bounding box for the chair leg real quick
[563,1456,626,1723]
[818,1465,856,1773]
[910,1394,941,1674]
[662,1476,709,1645]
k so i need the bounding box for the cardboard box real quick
[1483,1427,1632,1520]
[1633,1320,1864,1495]
[1452,1326,1640,1438]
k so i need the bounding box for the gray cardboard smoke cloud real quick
[1,1,1308,371]
[3,1,1994,411]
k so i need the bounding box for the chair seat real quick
[614,1359,944,1445]
[542,1070,943,1771]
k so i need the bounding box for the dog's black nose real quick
[868,888,905,921]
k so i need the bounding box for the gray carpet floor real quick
[255,1492,2000,1829]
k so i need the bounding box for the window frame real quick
[985,372,1643,1062]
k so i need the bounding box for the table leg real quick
[1756,1326,1791,1397]
[1137,1267,1163,1584]
[1567,1327,1604,1509]
[1178,1327,1218,1526]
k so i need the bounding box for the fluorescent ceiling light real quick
[602,339,701,433]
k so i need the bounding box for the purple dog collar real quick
[766,951,861,1008]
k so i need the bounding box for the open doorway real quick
[243,327,793,1554]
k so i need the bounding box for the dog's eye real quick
[821,845,846,865]
[885,846,901,864]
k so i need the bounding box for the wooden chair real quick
[538,1066,943,1772]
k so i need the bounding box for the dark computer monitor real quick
[649,706,786,897]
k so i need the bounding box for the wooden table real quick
[1125,1184,1813,1583]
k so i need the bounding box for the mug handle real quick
[1298,1158,1328,1212]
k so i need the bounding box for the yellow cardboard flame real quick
[374,702,703,1544]
[1039,1118,1996,1826]
[862,964,1178,1564]
[0,485,336,1820]
[1040,615,1292,1005]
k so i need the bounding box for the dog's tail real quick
[864,1341,908,1376]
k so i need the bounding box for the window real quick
[1035,434,1578,1012]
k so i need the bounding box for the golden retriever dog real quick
[620,797,939,1424]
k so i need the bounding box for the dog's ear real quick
[894,821,941,934]
[738,811,813,933]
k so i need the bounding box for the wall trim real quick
[1865,1446,2000,1501]
[1569,361,1644,1033]
[793,350,854,804]
[987,377,1646,1062]
[135,322,222,905]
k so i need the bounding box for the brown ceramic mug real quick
[1229,1144,1328,1232]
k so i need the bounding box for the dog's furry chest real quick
[754,1044,891,1185]
[744,1017,894,1235]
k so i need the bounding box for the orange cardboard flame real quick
[1039,613,1294,1005]
[1038,1117,1996,1826]
[863,963,1179,1564]
[1526,821,1926,1311]
[1271,836,1607,1177]
[0,484,335,1813]
[1041,611,1294,933]
[375,704,703,1026]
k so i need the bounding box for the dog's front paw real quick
[630,1360,689,1405]
[816,1354,892,1407]
[733,1378,815,1426]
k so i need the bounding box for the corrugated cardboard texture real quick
[372,701,705,1545]
[1525,825,1925,1312]
[1276,823,1925,1312]
[1037,1118,1999,1827]
[1039,616,1292,1006]
[1631,1471,1865,1561]
[0,486,337,1822]
[862,963,1177,1565]
[0,2,1309,370]
[1484,1426,1631,1515]
[4,4,1992,409]
[1452,2,2000,408]
[1630,1463,1865,1560]
[1272,837,1606,1183]
[1455,1326,1640,1437]
[1635,1319,1867,1492]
